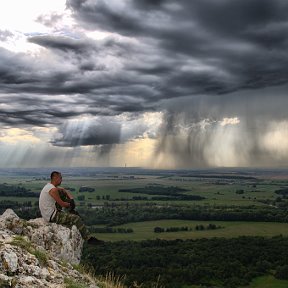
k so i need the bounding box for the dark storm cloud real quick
[1,0,288,160]
[0,48,38,86]
[155,86,288,167]
[51,119,121,147]
[65,0,288,167]
[28,35,90,53]
[67,0,288,92]
[0,34,151,128]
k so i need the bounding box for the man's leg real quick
[52,211,89,240]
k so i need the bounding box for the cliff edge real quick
[0,209,99,287]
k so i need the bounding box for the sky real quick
[1,0,288,169]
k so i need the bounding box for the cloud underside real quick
[1,0,288,167]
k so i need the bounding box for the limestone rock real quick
[0,209,24,235]
[27,218,84,265]
[1,250,18,273]
[0,209,99,288]
[0,209,83,265]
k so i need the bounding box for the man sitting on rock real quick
[39,171,103,245]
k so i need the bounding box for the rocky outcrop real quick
[0,209,84,265]
[0,209,99,287]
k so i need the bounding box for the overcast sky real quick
[1,0,288,169]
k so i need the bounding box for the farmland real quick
[91,220,288,242]
[1,167,288,287]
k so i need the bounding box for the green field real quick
[69,175,287,207]
[187,276,288,288]
[244,275,288,288]
[63,176,282,206]
[0,173,284,207]
[1,169,288,288]
[92,219,288,241]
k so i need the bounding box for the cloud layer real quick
[1,0,288,167]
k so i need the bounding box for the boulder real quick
[0,209,98,288]
[0,209,84,265]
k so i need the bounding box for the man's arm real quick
[49,188,70,208]
[57,187,76,211]
[58,187,74,199]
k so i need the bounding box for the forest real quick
[77,204,288,226]
[82,236,288,288]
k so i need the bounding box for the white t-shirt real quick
[39,183,56,222]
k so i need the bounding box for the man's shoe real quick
[87,236,105,245]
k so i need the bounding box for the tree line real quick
[89,227,133,233]
[0,184,39,197]
[74,203,288,226]
[82,236,288,288]
[154,223,222,233]
[118,185,205,201]
[4,201,288,227]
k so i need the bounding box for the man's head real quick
[50,171,62,186]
